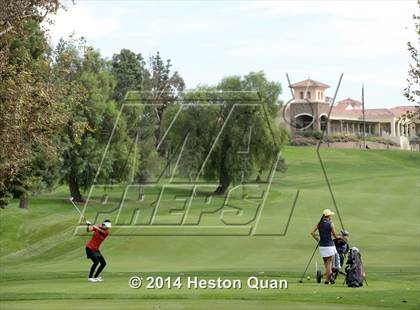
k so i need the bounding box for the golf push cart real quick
[314,230,366,287]
[316,229,350,283]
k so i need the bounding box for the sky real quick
[48,0,418,108]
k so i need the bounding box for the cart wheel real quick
[316,270,322,283]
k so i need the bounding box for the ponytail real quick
[317,215,325,229]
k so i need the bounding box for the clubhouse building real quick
[282,79,419,142]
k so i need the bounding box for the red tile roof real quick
[330,98,415,120]
[389,106,417,117]
[290,79,330,89]
[330,106,414,120]
[335,98,362,110]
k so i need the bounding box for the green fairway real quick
[1,147,419,309]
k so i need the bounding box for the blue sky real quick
[49,0,418,108]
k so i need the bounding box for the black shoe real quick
[330,279,336,285]
[316,270,322,283]
[324,281,330,284]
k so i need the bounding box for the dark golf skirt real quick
[85,246,103,259]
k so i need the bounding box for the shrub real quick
[311,130,322,140]
[366,136,399,146]
[289,136,317,146]
[409,136,420,145]
[295,130,313,137]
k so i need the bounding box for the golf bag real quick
[335,238,349,266]
[345,247,365,287]
[332,237,349,280]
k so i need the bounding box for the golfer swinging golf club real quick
[85,219,112,282]
[310,209,338,284]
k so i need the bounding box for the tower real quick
[288,78,330,132]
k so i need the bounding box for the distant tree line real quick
[0,1,287,208]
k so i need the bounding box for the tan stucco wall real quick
[293,87,326,102]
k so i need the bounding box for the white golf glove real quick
[86,220,92,225]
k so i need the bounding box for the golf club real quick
[69,197,89,223]
[362,261,368,286]
[298,243,319,283]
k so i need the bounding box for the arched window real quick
[307,91,311,99]
[320,115,328,131]
[300,91,304,99]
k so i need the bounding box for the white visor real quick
[103,221,112,228]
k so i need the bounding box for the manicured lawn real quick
[1,147,419,309]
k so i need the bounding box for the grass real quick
[0,146,419,309]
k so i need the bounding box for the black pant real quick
[89,255,107,278]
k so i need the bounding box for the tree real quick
[163,73,286,194]
[120,91,164,199]
[110,49,146,182]
[54,39,131,202]
[107,52,185,198]
[242,71,283,117]
[0,0,60,38]
[111,49,145,102]
[0,17,67,208]
[11,143,62,209]
[404,0,420,115]
[162,87,219,182]
[143,51,185,142]
[211,75,285,194]
[122,52,186,182]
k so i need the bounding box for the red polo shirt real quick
[86,226,109,252]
